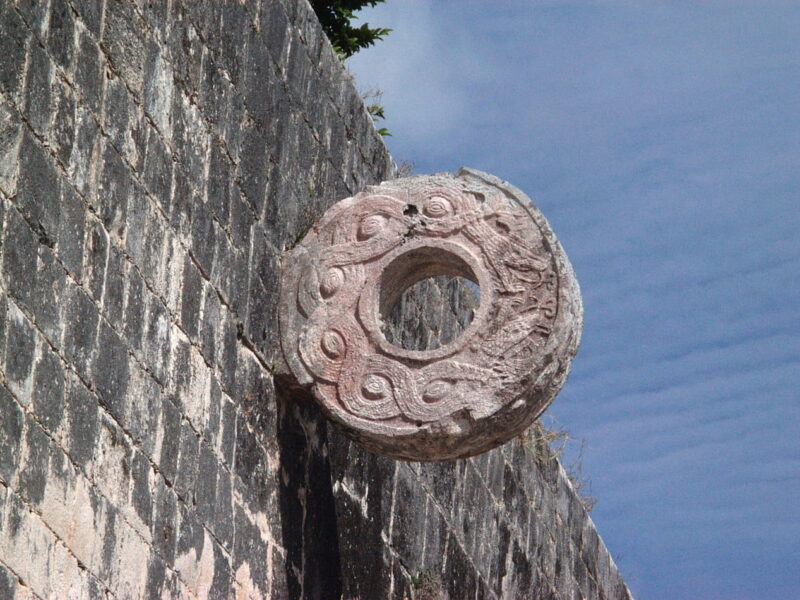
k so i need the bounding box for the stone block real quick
[92,321,130,421]
[144,555,168,600]
[194,442,217,526]
[232,505,269,597]
[74,29,103,114]
[213,469,234,550]
[218,396,236,468]
[207,142,232,226]
[93,415,133,513]
[174,422,198,503]
[0,4,29,103]
[203,377,222,450]
[156,397,181,485]
[83,219,108,305]
[15,132,61,248]
[23,41,55,139]
[61,285,98,381]
[68,106,100,196]
[179,254,202,340]
[4,305,36,405]
[131,450,153,528]
[0,385,23,484]
[175,506,204,576]
[0,565,19,600]
[64,377,99,469]
[47,0,75,72]
[143,44,174,138]
[125,367,161,454]
[151,478,178,566]
[216,312,238,396]
[165,5,203,96]
[142,295,170,386]
[31,246,67,344]
[2,208,38,309]
[71,0,102,37]
[198,282,220,363]
[233,413,267,504]
[56,185,85,279]
[96,142,131,240]
[228,189,253,251]
[105,245,127,324]
[19,417,49,507]
[0,98,22,197]
[189,197,215,277]
[123,263,146,351]
[142,129,174,214]
[103,0,147,98]
[171,92,208,195]
[31,342,65,434]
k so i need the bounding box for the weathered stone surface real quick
[280,169,583,460]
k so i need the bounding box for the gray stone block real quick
[0,98,22,197]
[2,208,38,309]
[102,0,147,98]
[56,185,85,279]
[4,307,35,403]
[174,422,198,503]
[96,142,131,240]
[194,442,217,525]
[131,450,152,527]
[0,5,28,103]
[103,245,125,325]
[74,29,103,114]
[23,42,54,139]
[151,478,178,566]
[31,247,67,344]
[92,321,129,420]
[31,343,65,433]
[179,254,202,340]
[50,80,76,166]
[0,564,23,599]
[64,377,98,468]
[0,385,23,484]
[156,398,181,485]
[123,264,146,351]
[19,417,49,506]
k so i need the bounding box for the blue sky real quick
[347,3,800,598]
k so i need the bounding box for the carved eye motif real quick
[320,330,345,359]
[357,214,386,240]
[422,379,452,403]
[319,267,344,298]
[361,374,391,400]
[423,196,452,218]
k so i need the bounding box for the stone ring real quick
[279,168,583,461]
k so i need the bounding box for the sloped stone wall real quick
[0,0,632,598]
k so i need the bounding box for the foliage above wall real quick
[311,0,391,58]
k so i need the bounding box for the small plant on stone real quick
[362,87,391,136]
[523,419,597,512]
[411,570,445,600]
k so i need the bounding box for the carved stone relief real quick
[279,168,583,460]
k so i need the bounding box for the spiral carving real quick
[279,168,583,460]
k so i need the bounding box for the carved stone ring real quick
[279,168,583,460]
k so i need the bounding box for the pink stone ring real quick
[279,168,583,461]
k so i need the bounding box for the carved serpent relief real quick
[279,168,583,460]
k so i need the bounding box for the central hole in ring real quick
[379,248,480,351]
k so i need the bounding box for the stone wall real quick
[0,0,632,598]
